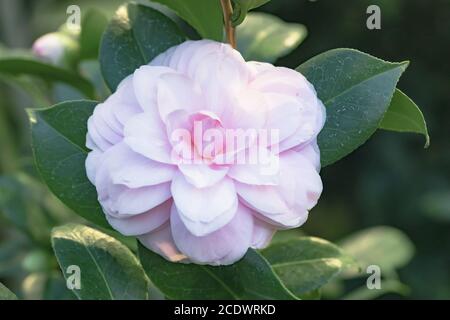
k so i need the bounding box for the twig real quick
[220,0,236,48]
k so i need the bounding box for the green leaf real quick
[343,279,410,300]
[100,3,185,91]
[380,89,429,147]
[297,49,408,167]
[138,244,296,300]
[237,12,306,63]
[0,173,52,243]
[420,190,450,222]
[338,226,414,278]
[261,237,355,296]
[232,0,270,26]
[29,100,108,228]
[151,0,223,41]
[0,57,95,98]
[52,224,149,300]
[0,282,17,300]
[80,9,109,60]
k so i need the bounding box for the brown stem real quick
[220,0,236,48]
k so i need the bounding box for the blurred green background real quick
[0,0,448,299]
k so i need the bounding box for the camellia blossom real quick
[32,32,78,66]
[85,40,326,265]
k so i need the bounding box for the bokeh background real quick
[0,0,448,299]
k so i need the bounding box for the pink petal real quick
[178,163,228,188]
[171,172,238,236]
[251,217,277,249]
[138,223,188,263]
[123,112,173,164]
[227,146,280,185]
[106,143,176,188]
[236,150,322,228]
[170,202,254,265]
[132,65,175,115]
[106,199,171,236]
[157,73,203,122]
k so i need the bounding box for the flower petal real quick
[251,218,276,249]
[106,199,171,236]
[138,223,188,263]
[106,143,176,188]
[124,112,173,164]
[178,163,228,188]
[132,65,175,115]
[171,172,238,236]
[236,150,322,228]
[157,73,203,122]
[171,202,253,265]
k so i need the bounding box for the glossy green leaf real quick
[151,0,223,41]
[232,0,270,26]
[297,49,408,166]
[380,89,429,147]
[343,279,410,300]
[237,12,306,63]
[138,244,296,300]
[261,237,355,296]
[29,100,108,228]
[52,224,149,300]
[80,9,108,60]
[0,282,17,300]
[339,226,414,278]
[100,3,185,91]
[0,57,95,98]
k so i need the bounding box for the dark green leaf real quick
[0,282,17,300]
[261,237,355,296]
[420,190,450,222]
[0,57,95,98]
[380,89,429,147]
[297,49,408,166]
[100,3,185,91]
[339,226,414,278]
[232,0,270,26]
[138,244,296,300]
[29,100,109,228]
[237,12,306,63]
[52,224,149,300]
[151,0,223,41]
[80,9,109,60]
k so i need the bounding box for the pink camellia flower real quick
[85,40,326,265]
[32,32,78,66]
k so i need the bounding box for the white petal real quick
[106,199,171,236]
[85,149,102,184]
[236,150,322,228]
[106,143,176,188]
[251,218,276,249]
[123,112,173,164]
[178,163,228,188]
[107,182,172,216]
[227,146,280,185]
[170,202,253,265]
[138,223,188,263]
[132,65,175,115]
[171,172,238,236]
[157,73,203,122]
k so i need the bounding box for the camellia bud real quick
[32,32,79,67]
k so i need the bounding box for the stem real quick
[220,0,236,48]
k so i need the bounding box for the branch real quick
[220,0,236,49]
